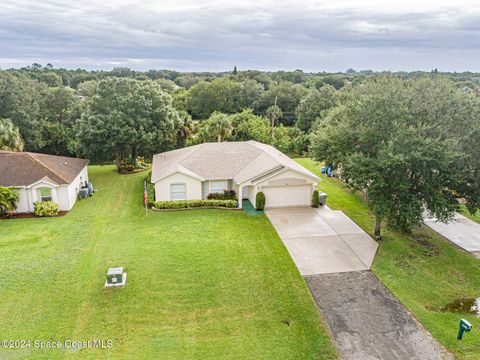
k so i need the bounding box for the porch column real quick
[238,185,243,209]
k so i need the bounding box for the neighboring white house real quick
[0,151,89,213]
[151,141,319,209]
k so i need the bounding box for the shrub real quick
[256,192,266,211]
[207,193,222,200]
[207,190,237,200]
[154,199,238,209]
[311,190,319,208]
[0,186,19,215]
[33,201,59,217]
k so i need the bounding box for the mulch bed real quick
[1,211,68,220]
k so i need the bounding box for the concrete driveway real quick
[265,207,378,275]
[424,213,480,258]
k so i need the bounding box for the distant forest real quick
[1,64,479,161]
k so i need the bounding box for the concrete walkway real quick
[424,213,480,258]
[306,271,453,360]
[265,207,378,275]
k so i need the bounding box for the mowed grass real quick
[297,159,480,359]
[461,205,480,224]
[0,165,337,360]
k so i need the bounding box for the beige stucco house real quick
[151,141,319,209]
[0,151,89,213]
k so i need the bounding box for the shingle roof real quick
[151,141,319,184]
[0,151,89,187]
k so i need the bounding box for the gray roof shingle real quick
[151,141,319,184]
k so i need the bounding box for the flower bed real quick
[153,199,238,210]
[119,163,151,174]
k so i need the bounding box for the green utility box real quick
[105,267,127,288]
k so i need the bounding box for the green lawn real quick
[297,158,480,359]
[0,165,336,360]
[461,205,480,224]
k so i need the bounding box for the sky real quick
[1,0,480,72]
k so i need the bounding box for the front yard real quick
[297,158,480,359]
[0,165,336,359]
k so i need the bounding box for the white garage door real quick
[262,185,312,208]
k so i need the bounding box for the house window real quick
[170,183,186,200]
[210,180,226,194]
[39,187,52,202]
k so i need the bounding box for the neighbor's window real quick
[170,183,186,200]
[210,180,226,194]
[40,187,52,202]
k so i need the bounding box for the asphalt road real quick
[305,271,453,360]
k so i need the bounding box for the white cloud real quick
[0,0,479,71]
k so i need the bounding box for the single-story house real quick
[0,151,89,213]
[151,141,319,209]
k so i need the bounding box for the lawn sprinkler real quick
[457,319,472,340]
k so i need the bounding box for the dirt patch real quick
[449,269,465,282]
[412,235,442,257]
[395,253,415,274]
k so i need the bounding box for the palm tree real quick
[0,118,24,151]
[206,112,233,142]
[176,111,197,147]
[0,187,19,216]
[266,104,283,141]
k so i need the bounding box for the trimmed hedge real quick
[256,192,266,211]
[33,201,59,217]
[311,190,319,208]
[154,199,238,209]
[207,190,237,200]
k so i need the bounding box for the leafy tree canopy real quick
[186,78,264,119]
[75,78,181,167]
[231,109,271,143]
[310,76,479,239]
[296,85,338,132]
[0,72,47,151]
[255,81,308,125]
